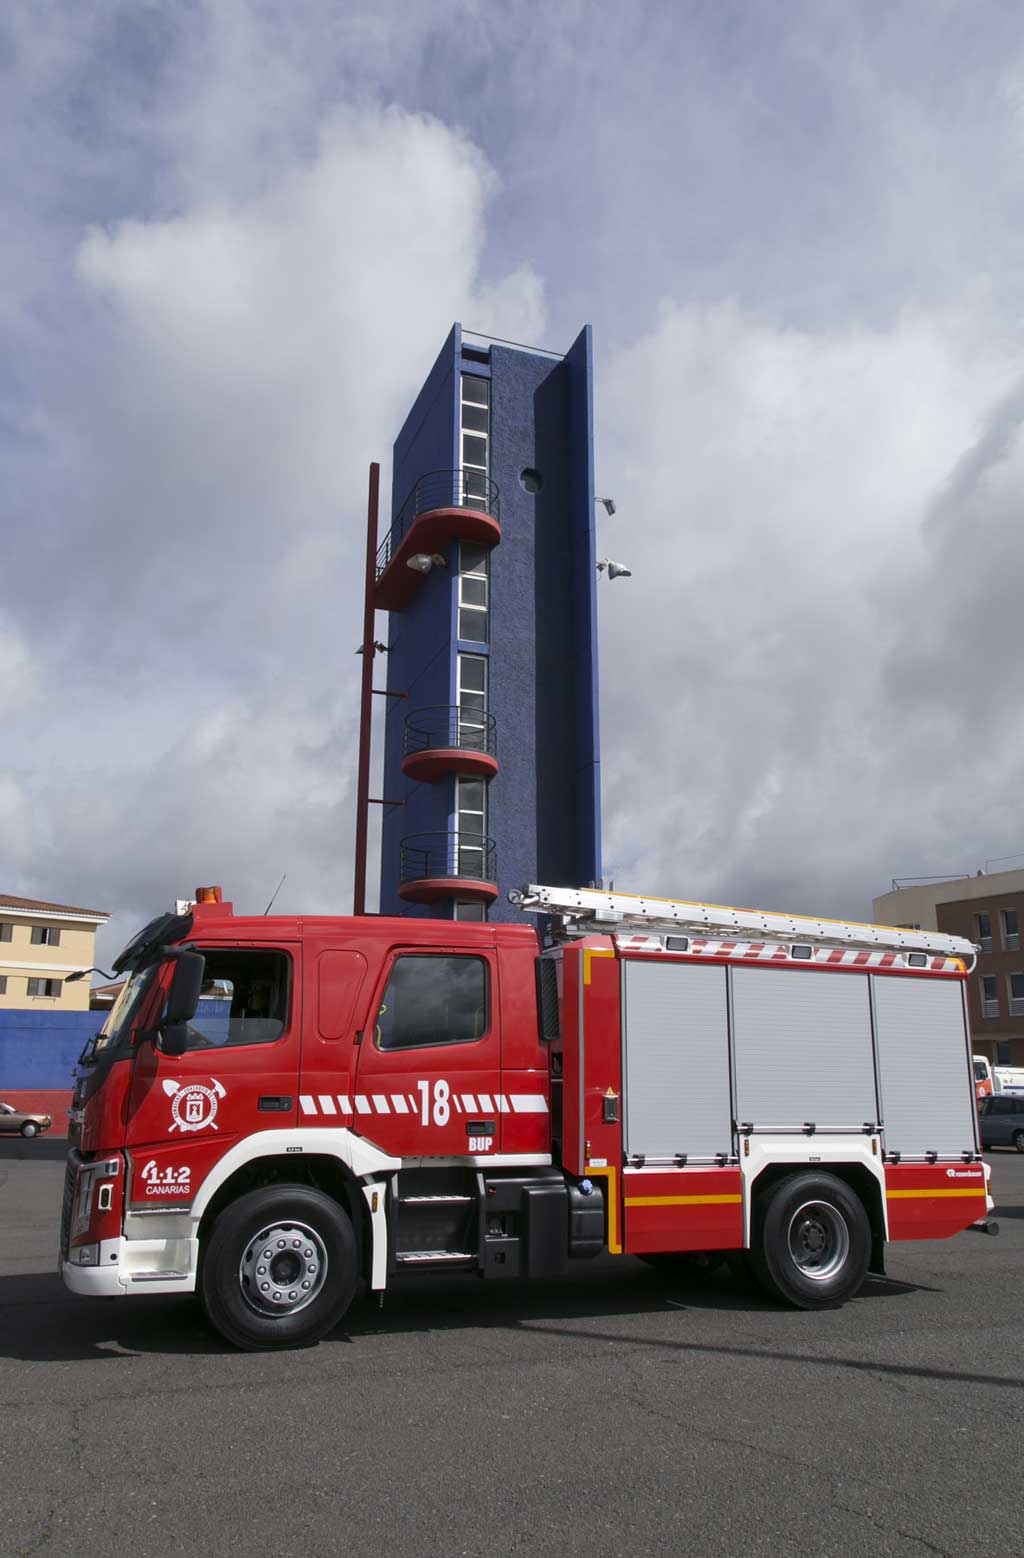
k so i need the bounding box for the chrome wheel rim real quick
[787,1200,849,1282]
[239,1220,328,1317]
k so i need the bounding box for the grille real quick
[59,1151,81,1262]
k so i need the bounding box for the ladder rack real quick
[509,883,976,960]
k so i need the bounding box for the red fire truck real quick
[60,883,996,1350]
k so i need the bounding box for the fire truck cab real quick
[60,884,995,1350]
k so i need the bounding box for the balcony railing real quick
[399,831,497,888]
[377,469,500,578]
[404,706,497,760]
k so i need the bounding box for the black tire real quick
[20,1122,38,1139]
[200,1185,359,1351]
[750,1172,870,1310]
[1013,1130,1024,1154]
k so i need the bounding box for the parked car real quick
[979,1095,1024,1152]
[0,1100,52,1138]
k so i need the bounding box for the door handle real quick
[466,1120,496,1137]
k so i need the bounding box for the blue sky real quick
[3,0,1024,960]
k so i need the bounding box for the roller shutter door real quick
[622,960,732,1160]
[873,975,977,1158]
[732,967,877,1131]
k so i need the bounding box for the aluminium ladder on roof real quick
[509,883,977,961]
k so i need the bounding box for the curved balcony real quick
[375,470,501,611]
[398,832,498,905]
[402,706,498,783]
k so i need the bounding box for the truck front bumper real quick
[60,1235,198,1297]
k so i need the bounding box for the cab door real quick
[352,944,501,1159]
[124,942,301,1208]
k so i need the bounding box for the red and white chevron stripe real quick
[297,1092,548,1119]
[616,935,960,973]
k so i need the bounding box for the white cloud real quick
[0,615,36,716]
[3,87,545,958]
[597,301,1024,916]
[4,0,1024,952]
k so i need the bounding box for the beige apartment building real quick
[873,867,1024,1068]
[0,894,110,1012]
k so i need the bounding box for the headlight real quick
[69,1243,100,1267]
[72,1158,120,1236]
[72,1170,97,1236]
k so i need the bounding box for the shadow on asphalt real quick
[0,1137,67,1162]
[0,1259,941,1369]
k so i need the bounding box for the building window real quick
[982,975,999,1018]
[460,375,490,502]
[458,543,489,643]
[456,652,488,749]
[30,925,62,947]
[0,976,6,995]
[1002,908,1020,952]
[1008,973,1024,1019]
[375,955,489,1050]
[0,923,11,942]
[976,913,993,955]
[453,901,487,922]
[455,776,487,880]
[997,1042,1012,1065]
[27,977,62,998]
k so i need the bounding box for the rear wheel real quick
[1013,1130,1024,1154]
[200,1185,359,1351]
[20,1122,38,1139]
[750,1172,870,1310]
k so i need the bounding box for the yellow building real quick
[0,894,110,1012]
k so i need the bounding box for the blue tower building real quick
[375,324,601,922]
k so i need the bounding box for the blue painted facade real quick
[0,1009,99,1090]
[378,324,601,921]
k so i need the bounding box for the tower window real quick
[455,776,487,880]
[458,543,489,643]
[456,653,487,748]
[460,376,490,503]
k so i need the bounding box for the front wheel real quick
[200,1185,359,1351]
[1013,1130,1024,1154]
[20,1122,38,1139]
[750,1172,870,1310]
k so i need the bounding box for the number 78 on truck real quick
[60,881,996,1350]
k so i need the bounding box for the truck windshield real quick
[94,964,161,1057]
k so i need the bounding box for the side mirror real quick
[158,1023,189,1058]
[158,950,205,1055]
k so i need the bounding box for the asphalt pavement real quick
[1,1138,1021,1558]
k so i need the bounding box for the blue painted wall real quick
[378,324,601,921]
[0,1010,100,1089]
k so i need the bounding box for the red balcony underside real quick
[398,877,499,905]
[375,507,501,611]
[401,748,499,783]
